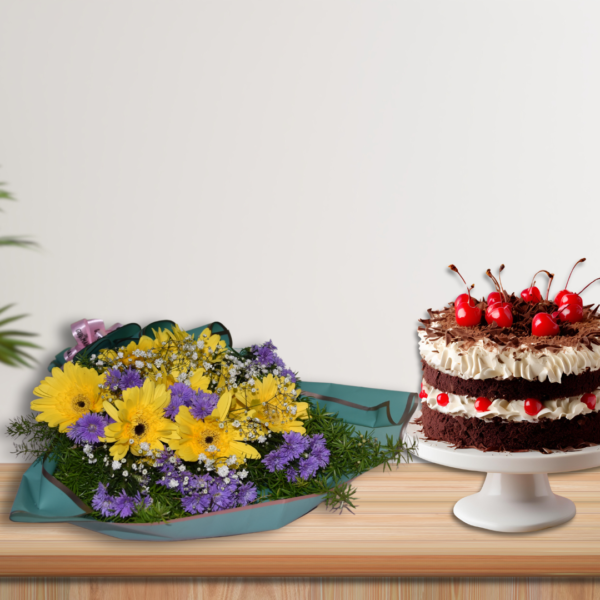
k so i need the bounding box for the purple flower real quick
[285,467,298,483]
[299,454,320,480]
[112,490,136,518]
[311,444,331,469]
[237,482,258,506]
[262,449,288,472]
[165,383,195,420]
[282,431,309,460]
[250,340,286,370]
[91,483,114,517]
[119,368,144,390]
[181,492,212,515]
[104,368,122,390]
[280,367,297,383]
[209,482,235,511]
[67,413,110,444]
[189,391,219,420]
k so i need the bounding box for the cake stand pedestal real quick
[406,412,600,533]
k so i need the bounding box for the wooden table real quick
[3,462,600,597]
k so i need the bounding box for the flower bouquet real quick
[9,319,417,541]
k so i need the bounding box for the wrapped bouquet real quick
[8,319,417,540]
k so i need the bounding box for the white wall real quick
[1,1,600,461]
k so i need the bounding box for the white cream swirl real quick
[422,381,599,422]
[419,330,600,383]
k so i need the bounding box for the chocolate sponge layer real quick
[419,402,600,451]
[422,361,600,401]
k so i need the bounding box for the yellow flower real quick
[31,363,106,432]
[103,379,179,460]
[170,395,260,466]
[189,368,211,392]
[233,374,309,434]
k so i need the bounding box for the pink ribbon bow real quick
[64,318,122,362]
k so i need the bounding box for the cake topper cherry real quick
[524,398,543,416]
[521,270,554,303]
[485,265,513,327]
[554,258,586,305]
[532,312,560,336]
[449,265,482,326]
[582,393,597,411]
[556,302,584,324]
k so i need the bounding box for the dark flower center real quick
[205,436,214,444]
[72,394,90,412]
[134,423,146,436]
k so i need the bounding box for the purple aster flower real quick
[282,431,309,460]
[165,383,195,420]
[280,367,297,383]
[299,454,320,480]
[104,368,122,390]
[67,413,109,444]
[119,368,144,390]
[112,490,136,518]
[285,467,298,483]
[262,449,288,472]
[133,492,152,509]
[310,444,331,469]
[189,390,219,420]
[91,483,114,517]
[181,492,212,515]
[250,340,286,370]
[237,482,258,506]
[209,482,235,511]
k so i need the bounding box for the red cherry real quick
[554,289,570,305]
[455,303,482,327]
[474,397,492,412]
[559,293,583,308]
[487,291,503,306]
[532,313,560,337]
[419,384,427,399]
[524,398,543,416]
[437,393,449,407]
[455,293,475,307]
[521,286,542,303]
[557,303,583,324]
[555,258,586,304]
[582,393,597,410]
[485,302,513,328]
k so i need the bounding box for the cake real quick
[417,260,600,451]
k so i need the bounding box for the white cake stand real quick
[406,411,600,533]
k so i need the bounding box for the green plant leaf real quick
[0,305,40,367]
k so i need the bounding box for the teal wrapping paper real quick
[10,384,418,541]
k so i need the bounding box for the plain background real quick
[1,1,599,462]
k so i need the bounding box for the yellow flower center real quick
[72,394,90,413]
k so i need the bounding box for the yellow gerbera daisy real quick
[170,400,261,466]
[233,374,309,434]
[31,363,106,432]
[103,379,179,460]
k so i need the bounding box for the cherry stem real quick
[546,273,555,301]
[565,258,586,290]
[448,265,475,301]
[578,278,600,296]
[529,269,552,291]
[486,269,501,295]
[498,264,507,302]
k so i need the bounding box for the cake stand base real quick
[453,472,576,533]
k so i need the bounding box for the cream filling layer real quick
[418,330,600,383]
[421,381,600,423]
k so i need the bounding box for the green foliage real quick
[5,413,69,461]
[0,181,38,249]
[0,304,40,367]
[0,178,40,367]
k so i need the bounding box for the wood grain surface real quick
[3,462,600,577]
